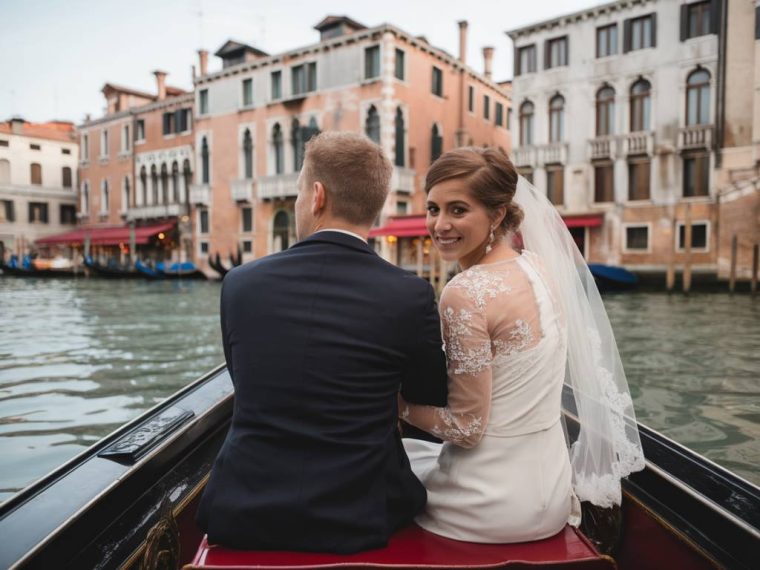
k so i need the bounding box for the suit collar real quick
[293,230,377,255]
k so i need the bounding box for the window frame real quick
[595,86,616,136]
[364,45,381,80]
[135,120,145,143]
[431,66,444,97]
[627,157,651,201]
[199,89,209,115]
[548,95,565,143]
[686,69,711,126]
[242,78,254,107]
[28,201,49,224]
[519,101,534,146]
[241,206,253,233]
[593,161,615,203]
[545,36,569,69]
[682,152,710,197]
[270,71,282,101]
[675,220,710,252]
[546,164,565,206]
[394,48,406,81]
[623,223,651,253]
[596,24,618,58]
[516,44,537,75]
[630,79,652,132]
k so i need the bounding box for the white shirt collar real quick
[313,228,368,244]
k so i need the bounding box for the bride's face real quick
[426,178,492,267]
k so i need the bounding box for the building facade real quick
[508,0,733,279]
[190,16,511,273]
[75,74,195,261]
[0,118,79,256]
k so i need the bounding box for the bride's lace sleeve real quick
[400,286,492,448]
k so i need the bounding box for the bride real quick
[400,147,645,543]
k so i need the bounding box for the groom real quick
[197,131,448,553]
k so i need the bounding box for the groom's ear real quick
[312,181,327,215]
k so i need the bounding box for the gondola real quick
[135,260,208,281]
[0,255,82,278]
[84,257,143,279]
[588,264,639,292]
[208,252,231,279]
[0,364,757,569]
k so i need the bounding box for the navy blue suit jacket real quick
[197,231,448,553]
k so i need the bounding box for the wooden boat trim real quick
[0,365,233,569]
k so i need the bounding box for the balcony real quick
[588,136,617,160]
[391,168,416,194]
[190,184,210,206]
[622,131,654,156]
[126,203,184,221]
[231,179,254,202]
[512,147,537,168]
[258,173,300,200]
[538,143,568,165]
[678,125,713,151]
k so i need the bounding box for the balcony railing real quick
[231,179,254,202]
[126,203,184,221]
[588,136,617,160]
[258,173,300,200]
[391,167,416,194]
[539,143,568,165]
[190,184,210,206]
[622,131,654,156]
[512,147,537,168]
[678,125,713,151]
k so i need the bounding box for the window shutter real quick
[710,0,722,35]
[565,37,569,66]
[680,4,688,41]
[8,201,15,222]
[651,13,657,48]
[514,47,520,76]
[544,40,550,69]
[623,18,632,53]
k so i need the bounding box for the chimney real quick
[153,70,168,101]
[482,46,494,80]
[10,117,24,134]
[198,50,209,77]
[458,21,468,64]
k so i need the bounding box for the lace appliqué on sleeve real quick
[442,306,492,375]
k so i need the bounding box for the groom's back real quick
[197,231,447,553]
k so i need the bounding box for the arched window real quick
[365,105,380,144]
[171,161,179,203]
[686,69,710,126]
[182,159,192,203]
[292,119,304,171]
[273,210,290,251]
[101,179,109,214]
[243,129,253,179]
[548,95,564,143]
[201,137,210,184]
[160,163,169,204]
[150,164,158,204]
[596,86,615,136]
[123,176,131,210]
[272,124,284,175]
[630,79,651,132]
[519,101,534,146]
[140,166,147,206]
[30,162,42,185]
[0,159,10,184]
[394,107,405,167]
[62,167,73,188]
[431,124,443,163]
[81,181,89,213]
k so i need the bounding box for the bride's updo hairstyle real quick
[424,147,523,235]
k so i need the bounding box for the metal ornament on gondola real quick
[141,504,180,570]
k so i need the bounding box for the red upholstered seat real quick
[184,524,614,569]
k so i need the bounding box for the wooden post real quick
[666,217,676,293]
[415,238,423,278]
[751,243,758,297]
[683,204,692,294]
[729,235,738,295]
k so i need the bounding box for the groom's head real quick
[295,131,391,241]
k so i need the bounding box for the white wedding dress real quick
[401,250,581,543]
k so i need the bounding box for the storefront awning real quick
[562,214,604,228]
[369,215,428,238]
[36,222,176,246]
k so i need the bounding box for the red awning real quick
[562,214,603,228]
[36,222,176,246]
[369,215,428,238]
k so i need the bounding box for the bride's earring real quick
[485,226,496,254]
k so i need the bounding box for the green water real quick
[0,278,758,503]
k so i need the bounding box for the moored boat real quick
[135,259,207,280]
[84,257,143,279]
[588,264,639,292]
[0,365,757,569]
[0,255,82,278]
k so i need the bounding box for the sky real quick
[0,0,601,124]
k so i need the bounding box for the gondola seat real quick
[184,524,614,569]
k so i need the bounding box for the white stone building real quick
[0,118,79,256]
[508,0,727,275]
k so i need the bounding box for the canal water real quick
[0,277,758,503]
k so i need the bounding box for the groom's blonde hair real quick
[302,132,391,226]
